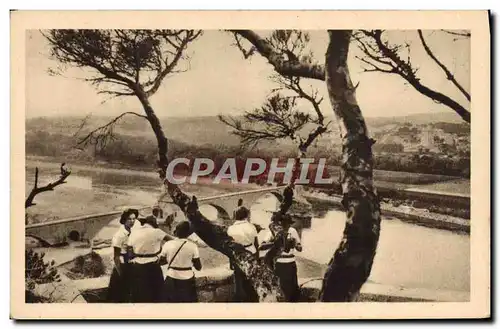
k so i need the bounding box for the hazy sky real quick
[26,29,470,119]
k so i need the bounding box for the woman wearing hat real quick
[160,221,202,303]
[106,208,138,303]
[127,215,171,303]
[260,213,302,302]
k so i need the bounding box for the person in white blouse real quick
[160,221,202,303]
[106,208,137,303]
[227,205,259,302]
[260,213,302,302]
[127,215,171,303]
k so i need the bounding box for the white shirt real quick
[261,227,301,263]
[127,224,167,264]
[227,220,258,254]
[111,225,130,263]
[161,238,200,280]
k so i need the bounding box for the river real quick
[248,194,469,293]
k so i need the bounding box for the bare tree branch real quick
[417,30,471,101]
[234,28,468,124]
[25,164,71,208]
[232,33,256,59]
[441,29,471,39]
[356,56,397,73]
[355,29,471,123]
[301,124,329,151]
[76,111,148,151]
[144,30,202,97]
[223,31,331,154]
[71,114,93,138]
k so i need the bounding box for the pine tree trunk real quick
[134,88,284,302]
[319,30,382,302]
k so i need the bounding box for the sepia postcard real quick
[11,10,490,320]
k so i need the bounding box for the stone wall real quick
[297,277,469,302]
[32,269,469,303]
[39,267,237,303]
[194,269,234,302]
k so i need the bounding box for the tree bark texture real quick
[319,30,381,302]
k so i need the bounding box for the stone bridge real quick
[26,186,287,246]
[157,185,286,222]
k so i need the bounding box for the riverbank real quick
[303,190,470,234]
[25,158,471,227]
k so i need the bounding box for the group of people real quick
[106,208,201,303]
[227,199,303,302]
[106,199,303,303]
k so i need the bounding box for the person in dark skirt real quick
[260,213,302,302]
[106,208,138,303]
[127,215,171,303]
[160,221,202,303]
[227,205,259,302]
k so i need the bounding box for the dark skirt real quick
[106,263,131,303]
[129,262,164,303]
[274,261,300,302]
[163,276,198,303]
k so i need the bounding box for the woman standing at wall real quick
[106,208,138,303]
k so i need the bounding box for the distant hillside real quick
[25,111,470,178]
[26,111,467,149]
[25,114,339,150]
[26,115,240,146]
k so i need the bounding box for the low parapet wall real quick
[35,266,236,303]
[34,268,469,304]
[33,249,469,304]
[298,278,469,302]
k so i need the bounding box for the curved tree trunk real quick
[135,88,170,175]
[134,88,284,302]
[319,30,381,302]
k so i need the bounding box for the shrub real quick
[68,252,106,279]
[25,249,61,303]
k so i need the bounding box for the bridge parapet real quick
[26,186,289,247]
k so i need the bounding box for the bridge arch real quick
[207,203,230,221]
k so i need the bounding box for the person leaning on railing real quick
[259,212,302,302]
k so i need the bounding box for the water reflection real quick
[249,195,469,292]
[300,209,470,292]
